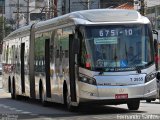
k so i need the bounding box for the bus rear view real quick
[75,9,158,110]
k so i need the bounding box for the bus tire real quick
[65,89,77,112]
[127,100,140,110]
[39,83,48,106]
[8,77,11,93]
[42,90,48,106]
[11,79,16,99]
[152,98,156,101]
[146,99,151,103]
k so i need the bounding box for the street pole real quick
[17,0,20,28]
[48,0,51,19]
[140,0,145,15]
[2,0,5,40]
[155,6,159,30]
[54,0,57,17]
[69,0,70,13]
[26,0,29,25]
[50,0,54,18]
[87,0,90,9]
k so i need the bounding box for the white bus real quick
[145,29,160,103]
[2,9,159,111]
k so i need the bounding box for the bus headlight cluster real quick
[145,73,156,83]
[79,74,96,85]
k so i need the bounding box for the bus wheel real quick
[8,77,11,93]
[146,99,151,103]
[127,100,140,110]
[65,90,77,111]
[11,80,16,99]
[40,87,48,106]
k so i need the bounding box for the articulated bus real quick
[2,9,159,111]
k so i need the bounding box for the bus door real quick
[69,34,77,102]
[54,29,63,96]
[45,39,51,98]
[55,45,63,94]
[21,43,25,93]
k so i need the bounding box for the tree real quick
[0,17,3,42]
[0,16,14,43]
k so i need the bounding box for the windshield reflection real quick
[83,24,154,71]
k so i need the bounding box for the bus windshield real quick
[83,24,154,71]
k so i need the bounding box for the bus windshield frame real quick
[79,24,154,72]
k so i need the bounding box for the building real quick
[4,0,59,27]
[29,0,99,22]
[3,0,137,28]
[146,0,160,29]
[145,0,160,41]
[0,0,5,15]
[5,0,28,28]
[4,0,159,29]
[100,0,134,9]
[29,0,46,22]
[68,0,99,13]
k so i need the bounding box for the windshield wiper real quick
[134,61,154,73]
[95,68,105,75]
[145,61,154,67]
[135,66,141,73]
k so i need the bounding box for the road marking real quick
[15,110,23,112]
[9,108,16,110]
[30,113,38,116]
[21,111,32,114]
[39,116,53,120]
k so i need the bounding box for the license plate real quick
[115,94,128,99]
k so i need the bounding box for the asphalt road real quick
[0,76,160,120]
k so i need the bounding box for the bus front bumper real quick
[78,79,157,103]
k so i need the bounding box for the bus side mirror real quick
[154,39,158,56]
[69,34,80,54]
[152,29,158,42]
[156,72,160,80]
[154,39,159,71]
[152,30,158,36]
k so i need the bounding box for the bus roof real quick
[35,9,143,29]
[73,9,141,22]
[4,9,149,41]
[3,24,32,41]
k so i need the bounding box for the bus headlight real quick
[145,73,156,83]
[79,74,97,85]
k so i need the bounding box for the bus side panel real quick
[51,29,63,103]
[2,41,10,92]
[21,42,25,93]
[22,36,30,97]
[14,37,22,96]
[29,24,36,99]
[34,31,52,100]
[45,39,51,98]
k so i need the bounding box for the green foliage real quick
[0,16,14,42]
[0,17,3,42]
